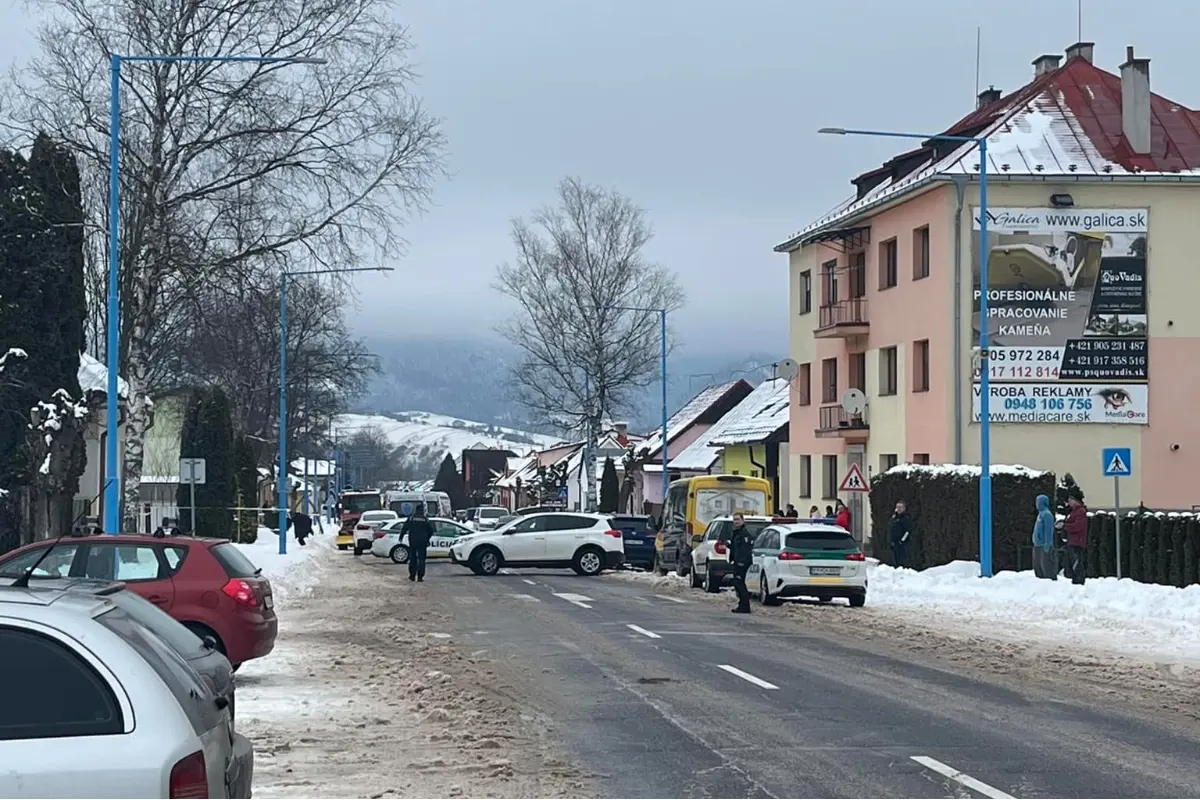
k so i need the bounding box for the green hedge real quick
[1081,512,1200,586]
[868,464,1054,572]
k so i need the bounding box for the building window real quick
[849,352,866,391]
[913,225,930,279]
[798,455,812,498]
[821,259,838,305]
[821,358,838,404]
[913,339,930,392]
[796,363,811,406]
[879,238,898,289]
[879,346,898,396]
[822,455,838,499]
[880,453,898,473]
[799,270,812,314]
[850,251,867,298]
[913,453,930,465]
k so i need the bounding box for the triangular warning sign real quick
[839,463,869,492]
[1106,452,1129,475]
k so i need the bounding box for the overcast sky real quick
[4,0,1197,357]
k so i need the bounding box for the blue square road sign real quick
[1102,447,1133,477]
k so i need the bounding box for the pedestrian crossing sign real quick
[1101,447,1132,477]
[839,463,869,493]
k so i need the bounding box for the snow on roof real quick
[291,458,334,477]
[883,463,1050,480]
[641,381,746,458]
[78,352,128,399]
[777,53,1200,251]
[669,379,791,471]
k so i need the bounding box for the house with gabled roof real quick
[780,41,1199,525]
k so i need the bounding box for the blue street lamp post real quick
[278,266,390,554]
[818,126,992,577]
[104,53,325,535]
[609,306,669,513]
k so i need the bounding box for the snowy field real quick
[335,411,560,462]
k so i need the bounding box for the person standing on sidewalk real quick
[1064,495,1089,585]
[888,501,913,568]
[401,506,434,582]
[834,499,851,531]
[1031,494,1057,579]
[728,512,754,614]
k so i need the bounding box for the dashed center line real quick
[551,592,594,609]
[910,756,1015,799]
[522,578,537,585]
[510,593,541,602]
[655,595,688,604]
[716,664,779,690]
[626,624,661,639]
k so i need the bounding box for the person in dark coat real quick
[1064,495,1088,585]
[785,504,798,518]
[887,501,913,568]
[401,506,434,582]
[728,512,755,614]
[292,511,313,546]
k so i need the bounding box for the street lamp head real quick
[818,127,848,135]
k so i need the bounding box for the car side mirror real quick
[214,695,229,711]
[202,635,218,650]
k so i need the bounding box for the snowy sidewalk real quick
[233,526,328,603]
[870,561,1200,668]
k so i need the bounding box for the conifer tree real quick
[432,452,466,511]
[177,388,236,538]
[599,456,619,513]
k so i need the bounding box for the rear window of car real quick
[479,508,505,519]
[715,520,771,541]
[109,591,204,657]
[785,530,859,551]
[610,517,649,533]
[209,543,259,578]
[361,511,396,522]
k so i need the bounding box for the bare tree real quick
[495,177,683,506]
[6,0,446,526]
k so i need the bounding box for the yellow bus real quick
[656,474,773,568]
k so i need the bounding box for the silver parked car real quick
[0,582,253,798]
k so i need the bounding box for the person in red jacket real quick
[1064,495,1088,585]
[834,499,851,531]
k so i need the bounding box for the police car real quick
[746,522,867,607]
[370,517,474,564]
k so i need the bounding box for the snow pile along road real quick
[235,527,326,603]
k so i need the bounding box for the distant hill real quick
[354,334,783,435]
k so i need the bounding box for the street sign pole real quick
[1101,447,1132,580]
[1114,475,1122,580]
[189,469,197,533]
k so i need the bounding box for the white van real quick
[386,491,452,519]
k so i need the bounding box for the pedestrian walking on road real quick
[1031,494,1057,580]
[401,506,434,582]
[1064,495,1088,585]
[293,512,313,547]
[728,512,754,614]
[888,501,913,568]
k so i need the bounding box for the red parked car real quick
[0,534,277,667]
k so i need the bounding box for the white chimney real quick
[1065,41,1094,63]
[1120,45,1151,155]
[1033,54,1061,77]
[613,422,628,436]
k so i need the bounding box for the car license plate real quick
[264,595,274,609]
[809,567,841,576]
[624,539,640,546]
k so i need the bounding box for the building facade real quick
[781,42,1200,534]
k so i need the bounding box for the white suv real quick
[747,522,868,607]
[689,515,775,592]
[450,512,624,576]
[0,582,251,797]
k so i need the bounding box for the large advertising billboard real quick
[971,207,1148,424]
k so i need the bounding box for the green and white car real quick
[370,517,474,564]
[746,522,867,607]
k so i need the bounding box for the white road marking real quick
[910,756,1015,799]
[522,578,537,585]
[510,593,541,602]
[454,596,480,604]
[499,568,514,575]
[552,592,594,609]
[716,664,779,690]
[626,624,661,639]
[656,595,687,604]
[428,632,452,639]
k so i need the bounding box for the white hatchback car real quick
[746,522,868,607]
[370,517,474,564]
[352,509,400,555]
[450,512,624,576]
[0,582,251,798]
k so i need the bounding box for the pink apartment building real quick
[778,42,1200,537]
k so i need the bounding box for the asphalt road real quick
[376,559,1200,799]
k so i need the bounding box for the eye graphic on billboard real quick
[970,207,1148,425]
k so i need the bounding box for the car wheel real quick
[849,593,866,608]
[353,543,364,555]
[759,576,781,606]
[689,562,703,589]
[654,554,668,577]
[572,547,605,577]
[472,547,501,576]
[390,544,410,564]
[704,563,721,593]
[337,544,348,551]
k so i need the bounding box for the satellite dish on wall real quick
[776,358,801,381]
[840,388,868,415]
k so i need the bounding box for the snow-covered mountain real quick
[335,411,561,470]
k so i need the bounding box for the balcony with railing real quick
[815,297,869,338]
[816,404,869,441]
